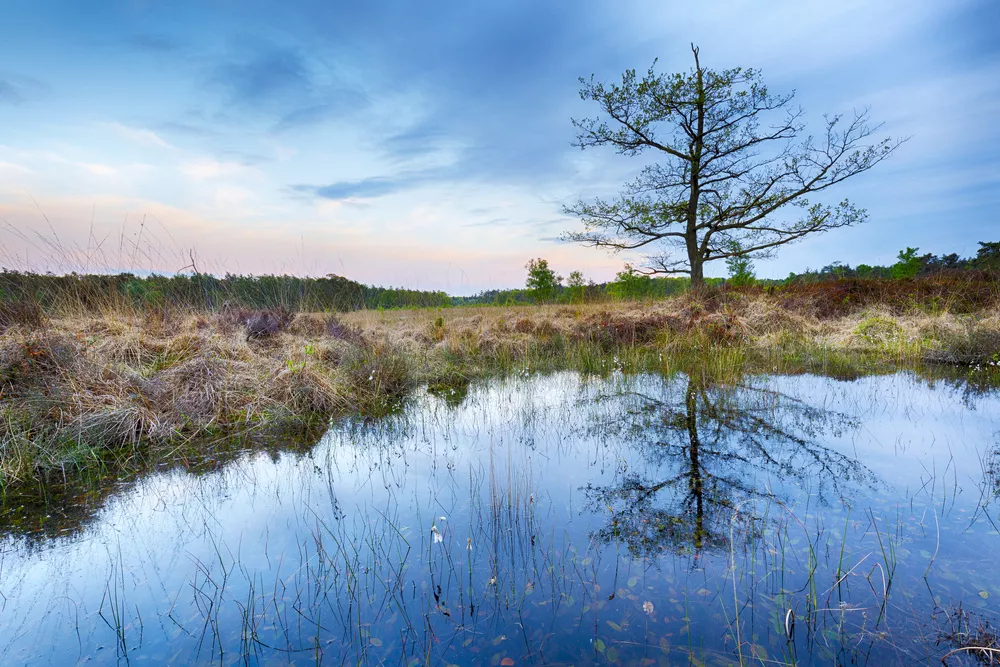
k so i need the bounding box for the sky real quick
[0,0,998,295]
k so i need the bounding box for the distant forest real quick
[1,241,996,313]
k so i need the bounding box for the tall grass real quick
[3,276,1000,487]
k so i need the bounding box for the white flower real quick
[643,601,654,615]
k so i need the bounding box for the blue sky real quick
[0,0,997,294]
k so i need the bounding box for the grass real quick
[2,285,999,487]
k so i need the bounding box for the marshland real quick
[2,268,1000,665]
[4,2,1000,663]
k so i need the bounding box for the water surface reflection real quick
[0,370,998,665]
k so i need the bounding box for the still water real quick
[1,371,999,665]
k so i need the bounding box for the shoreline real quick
[2,293,999,487]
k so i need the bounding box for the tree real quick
[724,240,755,287]
[564,44,904,289]
[524,258,562,303]
[608,263,647,300]
[889,247,920,279]
[974,241,1000,271]
[566,270,586,303]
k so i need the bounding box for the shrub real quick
[219,307,293,340]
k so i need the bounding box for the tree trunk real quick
[687,44,706,293]
[689,254,705,290]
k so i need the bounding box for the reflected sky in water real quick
[1,371,999,665]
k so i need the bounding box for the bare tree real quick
[563,44,905,288]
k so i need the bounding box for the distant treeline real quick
[0,271,452,312]
[2,241,997,315]
[780,241,1000,283]
[454,275,725,306]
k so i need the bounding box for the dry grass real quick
[2,291,999,486]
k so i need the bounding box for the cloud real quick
[211,44,313,108]
[204,37,371,133]
[127,34,182,53]
[274,97,368,131]
[180,159,259,179]
[0,79,23,105]
[84,163,117,176]
[101,122,175,148]
[293,177,406,201]
[0,161,31,174]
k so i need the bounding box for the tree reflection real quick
[583,374,877,557]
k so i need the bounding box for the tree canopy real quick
[564,44,904,288]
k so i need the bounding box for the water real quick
[2,370,999,665]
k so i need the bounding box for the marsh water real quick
[2,370,1000,665]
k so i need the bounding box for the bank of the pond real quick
[2,293,999,485]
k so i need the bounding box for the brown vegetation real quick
[2,281,999,486]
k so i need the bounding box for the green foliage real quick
[566,270,586,303]
[889,247,921,279]
[563,45,899,287]
[0,270,453,313]
[779,240,999,284]
[608,264,646,300]
[725,242,756,287]
[524,258,562,303]
[975,241,1000,270]
[855,264,875,278]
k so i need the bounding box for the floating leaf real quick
[980,590,990,599]
[369,638,383,647]
[594,638,606,653]
[501,659,515,666]
[606,646,619,662]
[607,621,622,632]
[627,576,639,588]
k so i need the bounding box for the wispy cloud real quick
[294,178,404,201]
[180,158,260,180]
[101,122,175,149]
[0,78,24,105]
[127,33,182,53]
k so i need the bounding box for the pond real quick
[1,370,999,665]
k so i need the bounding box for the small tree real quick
[608,263,647,301]
[564,44,903,289]
[525,258,562,303]
[889,247,921,279]
[724,241,756,287]
[566,270,586,303]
